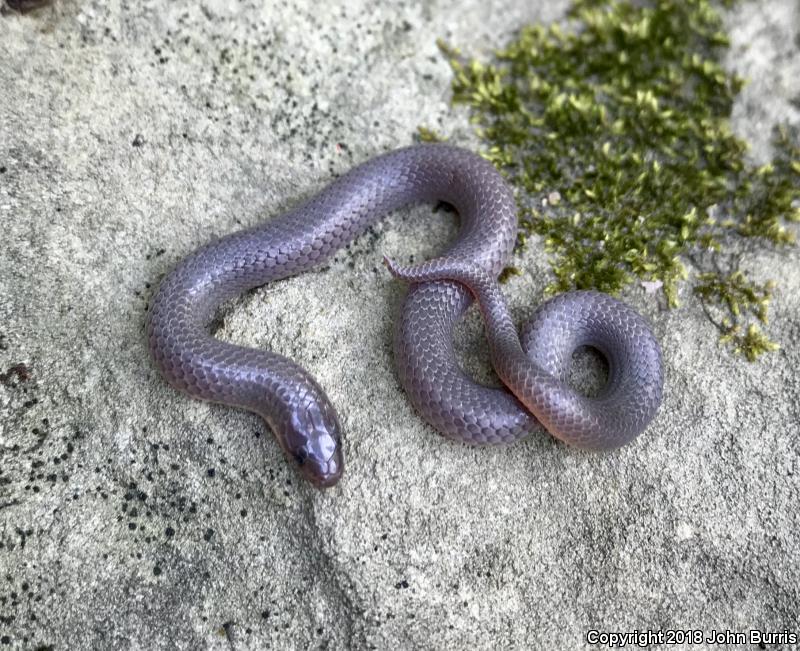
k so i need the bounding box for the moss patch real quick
[424,0,799,361]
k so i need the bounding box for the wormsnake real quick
[146,144,664,488]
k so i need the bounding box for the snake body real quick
[146,144,663,488]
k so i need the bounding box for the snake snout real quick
[283,399,344,488]
[298,423,344,489]
[304,449,343,489]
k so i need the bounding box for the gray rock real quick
[0,1,798,649]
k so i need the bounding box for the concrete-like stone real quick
[0,1,798,649]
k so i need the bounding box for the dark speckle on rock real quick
[131,133,145,147]
[0,363,31,386]
[3,0,52,13]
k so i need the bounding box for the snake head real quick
[281,397,344,488]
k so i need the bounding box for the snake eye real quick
[293,448,309,466]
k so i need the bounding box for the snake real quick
[146,143,664,488]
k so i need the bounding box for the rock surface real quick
[0,1,798,649]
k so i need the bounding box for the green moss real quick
[416,126,445,143]
[692,269,784,360]
[719,323,780,362]
[693,271,774,324]
[426,0,799,360]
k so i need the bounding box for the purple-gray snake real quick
[147,144,664,488]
